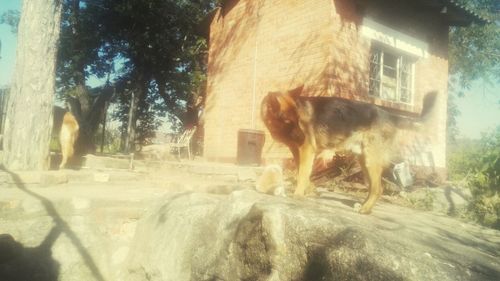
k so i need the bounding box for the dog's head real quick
[261,85,305,146]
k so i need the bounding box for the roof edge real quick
[446,0,491,25]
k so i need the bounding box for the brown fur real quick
[261,85,436,214]
[59,111,79,169]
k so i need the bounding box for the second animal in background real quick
[59,109,79,169]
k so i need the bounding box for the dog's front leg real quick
[288,145,299,170]
[294,143,315,198]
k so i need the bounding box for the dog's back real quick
[299,97,380,141]
[298,94,437,154]
[59,111,79,169]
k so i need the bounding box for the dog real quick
[59,104,79,169]
[261,85,436,214]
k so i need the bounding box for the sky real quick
[0,0,498,139]
[453,81,499,139]
[0,1,19,87]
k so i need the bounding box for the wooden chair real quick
[170,127,197,160]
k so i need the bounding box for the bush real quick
[448,126,500,229]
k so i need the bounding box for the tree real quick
[57,0,115,155]
[0,10,20,33]
[3,1,63,170]
[449,0,500,92]
[112,75,164,150]
[448,126,500,229]
[446,93,461,144]
[0,10,20,61]
[55,0,216,153]
[81,0,214,152]
[447,0,498,145]
[465,127,500,229]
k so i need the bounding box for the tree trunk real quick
[66,85,112,156]
[70,0,86,86]
[3,0,63,170]
[124,71,148,153]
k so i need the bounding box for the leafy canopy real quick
[0,10,20,33]
[449,0,500,92]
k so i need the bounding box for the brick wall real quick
[205,0,336,162]
[205,0,449,172]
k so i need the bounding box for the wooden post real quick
[124,91,136,153]
[100,101,108,153]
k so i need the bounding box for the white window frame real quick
[361,18,427,105]
[369,46,416,104]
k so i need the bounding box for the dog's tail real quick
[393,91,438,129]
[420,91,438,122]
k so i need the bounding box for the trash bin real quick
[236,129,265,166]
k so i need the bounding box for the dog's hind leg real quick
[59,143,69,169]
[358,151,384,214]
[59,138,74,169]
[294,143,315,198]
[59,134,68,169]
[59,154,68,169]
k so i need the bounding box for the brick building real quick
[202,0,485,176]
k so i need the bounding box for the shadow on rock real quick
[0,165,105,281]
[0,232,60,281]
[317,193,359,208]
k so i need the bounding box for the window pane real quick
[400,88,410,103]
[399,57,413,103]
[369,79,380,96]
[369,49,381,97]
[381,83,397,100]
[368,47,414,103]
[384,52,397,67]
[383,52,397,78]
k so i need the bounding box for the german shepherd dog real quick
[261,85,436,214]
[59,104,79,169]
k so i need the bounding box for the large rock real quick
[123,190,500,281]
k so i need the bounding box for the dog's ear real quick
[288,85,304,99]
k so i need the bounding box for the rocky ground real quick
[0,156,499,281]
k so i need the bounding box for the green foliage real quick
[406,188,436,211]
[466,127,500,228]
[449,0,500,92]
[446,93,461,144]
[448,126,500,229]
[49,137,61,152]
[111,77,164,147]
[55,0,216,153]
[94,0,214,121]
[57,0,108,91]
[0,10,20,33]
[447,138,481,181]
[0,9,20,61]
[93,124,122,154]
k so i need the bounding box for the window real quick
[369,46,415,104]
